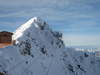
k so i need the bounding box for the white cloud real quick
[69,20,96,29]
[0,0,100,46]
[0,21,25,28]
[0,0,69,7]
[75,0,100,3]
[0,22,12,25]
[59,28,100,31]
[0,0,96,21]
[0,11,25,17]
[63,34,100,46]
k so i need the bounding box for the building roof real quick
[0,31,13,35]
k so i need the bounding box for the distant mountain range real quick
[67,45,100,49]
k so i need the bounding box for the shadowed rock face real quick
[0,72,4,75]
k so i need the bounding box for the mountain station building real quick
[0,31,13,48]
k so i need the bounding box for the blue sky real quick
[0,0,100,46]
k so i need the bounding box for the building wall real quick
[0,33,12,48]
[0,43,12,48]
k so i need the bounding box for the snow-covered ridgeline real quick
[0,17,100,75]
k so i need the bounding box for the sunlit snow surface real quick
[0,17,100,75]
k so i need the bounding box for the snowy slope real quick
[0,17,100,75]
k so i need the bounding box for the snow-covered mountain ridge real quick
[0,17,100,75]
